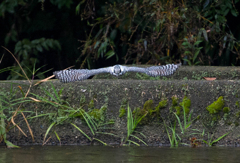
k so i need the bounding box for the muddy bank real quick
[1,78,240,146]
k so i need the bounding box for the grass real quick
[164,103,204,147]
[164,102,230,147]
[201,132,230,147]
[164,120,181,147]
[174,107,197,135]
[122,104,147,146]
[0,47,233,147]
[30,83,116,145]
[0,84,32,148]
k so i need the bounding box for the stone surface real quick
[1,68,240,146]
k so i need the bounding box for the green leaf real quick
[54,131,61,144]
[231,9,238,17]
[44,122,56,141]
[130,134,148,146]
[31,39,40,44]
[71,123,91,141]
[94,41,100,49]
[75,2,81,15]
[182,42,190,46]
[182,58,192,66]
[226,2,232,9]
[173,113,184,134]
[211,132,229,145]
[194,41,202,46]
[203,0,210,9]
[110,29,117,41]
[193,50,200,62]
[5,140,20,148]
[184,51,191,55]
[41,41,49,51]
[54,40,62,50]
[223,36,227,48]
[202,29,208,42]
[105,50,115,59]
[36,45,43,52]
[223,9,230,16]
[127,140,140,146]
[14,41,22,54]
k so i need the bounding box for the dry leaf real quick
[203,77,216,81]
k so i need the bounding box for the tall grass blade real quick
[174,113,184,134]
[5,140,20,148]
[44,122,56,142]
[2,46,30,83]
[130,134,148,146]
[164,120,173,147]
[127,140,140,146]
[71,123,92,141]
[80,110,95,135]
[93,138,107,146]
[54,131,61,145]
[210,132,229,146]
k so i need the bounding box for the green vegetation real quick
[1,0,240,81]
[223,107,230,113]
[171,96,191,116]
[235,101,239,108]
[0,51,235,147]
[122,105,147,146]
[133,99,168,124]
[206,96,225,114]
[119,108,126,118]
[164,96,201,147]
[30,83,114,145]
[180,96,191,115]
[0,84,31,148]
[201,132,230,147]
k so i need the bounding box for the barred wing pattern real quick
[145,63,181,77]
[53,69,91,83]
[53,63,181,83]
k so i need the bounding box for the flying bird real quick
[53,63,181,83]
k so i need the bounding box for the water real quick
[0,146,240,163]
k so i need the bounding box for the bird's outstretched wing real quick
[121,63,181,77]
[53,69,91,83]
[53,67,113,83]
[54,63,181,82]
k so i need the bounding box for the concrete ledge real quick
[1,78,240,146]
[94,65,240,80]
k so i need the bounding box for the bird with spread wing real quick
[53,63,181,83]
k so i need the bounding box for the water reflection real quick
[0,146,240,163]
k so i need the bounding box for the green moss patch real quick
[206,96,225,114]
[223,107,230,113]
[171,96,191,115]
[134,99,168,124]
[119,108,126,118]
[180,96,191,115]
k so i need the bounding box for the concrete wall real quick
[1,66,240,146]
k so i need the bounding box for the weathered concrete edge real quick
[1,79,240,146]
[94,65,240,80]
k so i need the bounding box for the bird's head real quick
[111,65,125,76]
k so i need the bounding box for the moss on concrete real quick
[1,78,240,146]
[119,108,126,118]
[206,96,225,114]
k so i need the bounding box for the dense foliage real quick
[0,0,240,80]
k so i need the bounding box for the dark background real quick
[0,0,240,80]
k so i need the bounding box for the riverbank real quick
[1,66,240,146]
